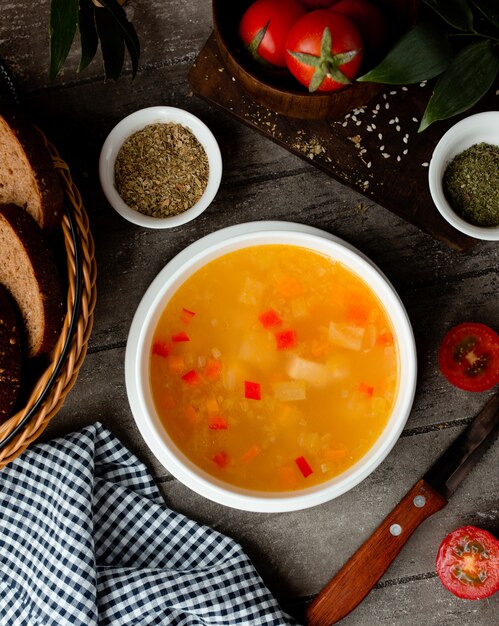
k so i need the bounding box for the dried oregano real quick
[114,123,209,218]
[443,142,499,227]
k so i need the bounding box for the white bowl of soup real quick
[126,221,417,512]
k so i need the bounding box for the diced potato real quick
[239,277,264,304]
[329,322,365,351]
[291,298,308,318]
[287,355,341,388]
[272,380,307,401]
[362,324,377,351]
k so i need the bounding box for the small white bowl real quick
[428,111,499,241]
[125,221,417,512]
[99,106,223,228]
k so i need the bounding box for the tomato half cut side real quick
[438,322,499,392]
[436,526,499,600]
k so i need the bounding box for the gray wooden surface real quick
[1,1,498,624]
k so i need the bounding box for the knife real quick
[307,392,499,626]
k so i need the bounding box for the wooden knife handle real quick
[306,479,447,626]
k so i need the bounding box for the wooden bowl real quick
[212,0,417,120]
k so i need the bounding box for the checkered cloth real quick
[0,423,297,625]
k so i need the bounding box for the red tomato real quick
[298,0,340,8]
[330,0,387,53]
[436,526,499,600]
[239,0,306,67]
[285,10,363,92]
[438,322,499,392]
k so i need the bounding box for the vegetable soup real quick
[150,245,399,491]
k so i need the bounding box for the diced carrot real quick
[376,329,394,347]
[358,382,374,397]
[324,449,347,461]
[276,276,303,298]
[275,329,297,350]
[212,452,229,468]
[205,396,219,414]
[172,331,190,342]
[244,381,261,400]
[208,416,228,430]
[295,456,313,478]
[184,404,199,425]
[204,359,222,380]
[180,308,196,324]
[279,465,298,489]
[241,445,261,463]
[346,303,370,325]
[152,340,170,358]
[168,355,185,374]
[182,370,202,385]
[258,309,282,329]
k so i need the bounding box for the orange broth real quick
[150,245,399,491]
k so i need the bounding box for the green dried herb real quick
[443,142,499,227]
[114,123,209,218]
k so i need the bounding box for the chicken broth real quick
[150,245,399,491]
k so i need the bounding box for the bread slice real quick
[0,284,21,422]
[0,204,64,357]
[0,106,63,231]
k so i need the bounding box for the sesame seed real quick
[342,121,348,127]
[371,123,376,129]
[385,102,390,109]
[383,93,387,99]
[402,86,408,91]
[356,120,362,126]
[422,162,429,167]
[403,149,408,155]
[390,90,397,95]
[367,161,372,168]
[420,80,427,87]
[412,117,418,122]
[375,104,380,110]
[360,148,367,155]
[378,133,383,140]
[396,125,401,132]
[379,145,385,151]
[352,115,358,122]
[395,117,399,123]
[389,119,395,125]
[397,155,401,162]
[403,137,408,144]
[367,125,373,132]
[382,153,390,158]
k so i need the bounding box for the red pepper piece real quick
[152,340,170,358]
[212,452,229,468]
[275,329,297,350]
[244,381,261,400]
[181,370,202,385]
[172,331,190,342]
[295,456,313,478]
[358,382,374,397]
[208,416,228,430]
[259,309,283,329]
[181,308,196,324]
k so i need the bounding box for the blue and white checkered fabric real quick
[0,423,297,625]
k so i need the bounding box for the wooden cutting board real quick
[188,34,495,252]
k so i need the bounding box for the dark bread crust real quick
[0,204,64,357]
[0,105,63,231]
[0,283,21,422]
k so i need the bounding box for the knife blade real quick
[306,392,499,626]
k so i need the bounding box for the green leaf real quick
[288,51,321,68]
[332,50,360,66]
[95,6,125,81]
[49,0,79,81]
[472,0,499,28]
[358,22,453,84]
[247,21,269,61]
[419,40,499,131]
[321,27,332,60]
[423,0,473,31]
[309,67,325,92]
[78,0,98,72]
[97,0,140,77]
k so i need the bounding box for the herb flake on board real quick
[443,142,499,227]
[114,122,209,218]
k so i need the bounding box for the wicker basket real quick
[0,131,97,468]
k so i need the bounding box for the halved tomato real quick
[436,526,499,600]
[438,322,499,392]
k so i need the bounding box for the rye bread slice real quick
[0,106,63,231]
[0,284,21,422]
[0,204,64,358]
